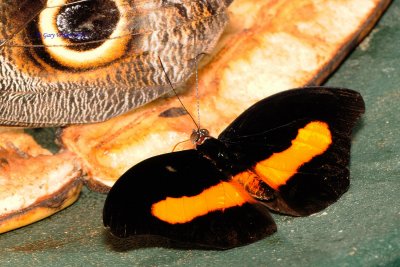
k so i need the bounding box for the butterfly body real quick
[103,87,365,249]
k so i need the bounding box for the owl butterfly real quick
[0,0,232,127]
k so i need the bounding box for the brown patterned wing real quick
[0,0,230,126]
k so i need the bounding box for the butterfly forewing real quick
[219,87,365,215]
[103,149,276,249]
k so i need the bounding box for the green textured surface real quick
[1,2,400,267]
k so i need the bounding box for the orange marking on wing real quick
[255,121,332,190]
[151,181,253,224]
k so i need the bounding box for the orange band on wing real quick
[151,181,253,224]
[255,121,332,190]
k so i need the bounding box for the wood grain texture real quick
[61,0,391,190]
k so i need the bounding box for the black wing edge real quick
[219,87,365,141]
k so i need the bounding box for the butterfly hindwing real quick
[219,87,365,216]
[103,149,276,249]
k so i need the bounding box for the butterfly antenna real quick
[193,33,203,130]
[194,55,201,130]
[158,57,199,130]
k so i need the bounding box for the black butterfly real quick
[103,86,365,249]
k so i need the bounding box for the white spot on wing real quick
[166,165,176,172]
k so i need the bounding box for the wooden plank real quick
[0,129,82,233]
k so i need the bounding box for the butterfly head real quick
[190,129,210,146]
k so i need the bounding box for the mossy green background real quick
[1,1,399,266]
